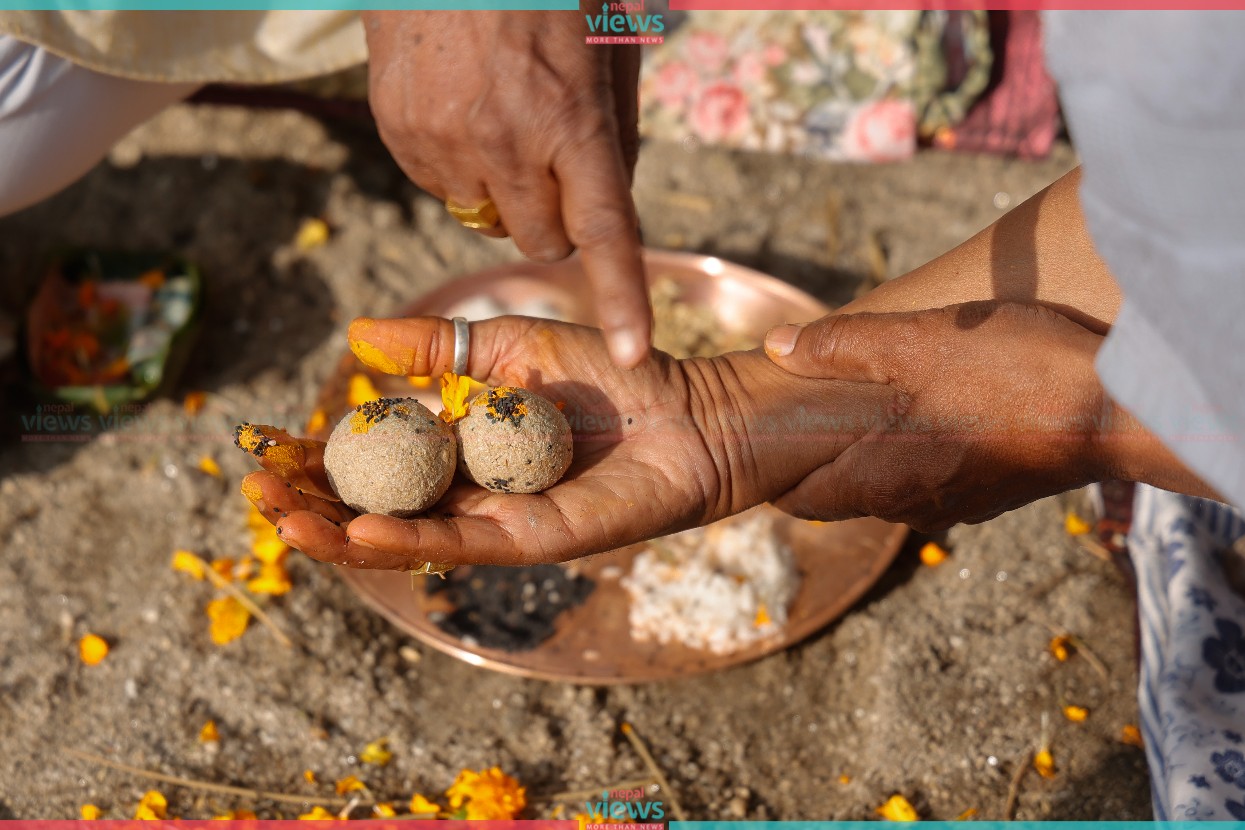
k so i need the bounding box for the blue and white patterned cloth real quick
[1130,483,1245,820]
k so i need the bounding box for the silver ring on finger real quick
[452,316,470,376]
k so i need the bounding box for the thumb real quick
[346,315,539,384]
[763,312,906,384]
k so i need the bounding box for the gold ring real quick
[445,198,500,230]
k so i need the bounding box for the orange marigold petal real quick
[875,794,918,821]
[335,775,367,796]
[1049,634,1073,662]
[348,373,382,408]
[80,805,102,820]
[919,541,948,566]
[1034,748,1057,779]
[207,596,250,645]
[409,794,440,815]
[197,455,222,477]
[134,790,167,820]
[199,719,220,743]
[372,803,397,818]
[359,737,393,767]
[171,549,206,580]
[1121,724,1144,747]
[183,391,207,416]
[1063,705,1089,723]
[1064,512,1092,536]
[79,633,109,666]
[298,806,337,820]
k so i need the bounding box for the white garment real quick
[0,34,197,217]
[1044,11,1245,509]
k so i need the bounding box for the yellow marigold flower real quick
[372,803,397,818]
[1063,705,1089,723]
[440,372,472,424]
[408,375,433,389]
[207,596,250,645]
[199,719,220,743]
[298,806,337,820]
[409,794,440,816]
[1034,748,1057,779]
[197,455,222,477]
[304,769,318,784]
[1049,634,1073,662]
[79,633,109,666]
[307,408,328,434]
[875,794,918,821]
[335,775,367,796]
[955,808,978,820]
[360,737,393,767]
[446,766,526,820]
[247,562,292,596]
[183,390,207,416]
[171,549,206,580]
[213,810,257,820]
[348,373,382,408]
[919,541,948,566]
[80,804,102,820]
[295,217,330,251]
[1064,512,1092,536]
[134,790,167,820]
[1120,724,1144,747]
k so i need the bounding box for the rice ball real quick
[323,397,455,517]
[455,386,573,494]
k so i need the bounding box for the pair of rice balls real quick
[323,387,573,518]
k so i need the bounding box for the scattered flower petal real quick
[207,596,250,645]
[79,633,109,666]
[919,541,948,566]
[372,803,397,818]
[876,794,918,821]
[304,770,318,784]
[210,558,236,583]
[446,766,526,820]
[1063,705,1089,723]
[335,775,367,796]
[348,373,382,407]
[197,455,222,477]
[80,804,102,820]
[298,806,337,820]
[1121,724,1144,747]
[754,604,771,627]
[439,373,472,424]
[1064,512,1092,536]
[183,391,207,416]
[295,218,331,251]
[306,408,328,434]
[247,562,292,596]
[199,719,220,743]
[249,505,290,565]
[134,790,168,820]
[213,810,257,820]
[409,794,440,815]
[360,737,393,767]
[838,774,851,784]
[954,807,978,820]
[1034,748,1057,779]
[171,549,206,580]
[1049,634,1073,662]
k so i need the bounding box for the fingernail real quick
[607,329,647,368]
[349,337,408,375]
[764,324,803,357]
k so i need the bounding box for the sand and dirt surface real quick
[0,102,1151,820]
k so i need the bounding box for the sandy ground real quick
[0,104,1153,820]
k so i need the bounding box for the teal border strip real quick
[0,1,579,8]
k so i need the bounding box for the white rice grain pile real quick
[621,512,800,655]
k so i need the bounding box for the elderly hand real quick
[763,301,1113,532]
[239,316,890,570]
[362,10,650,367]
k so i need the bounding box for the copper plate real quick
[320,250,907,684]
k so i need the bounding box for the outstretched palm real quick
[240,316,887,570]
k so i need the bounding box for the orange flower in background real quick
[440,373,472,424]
[1121,724,1144,747]
[360,737,394,767]
[1033,748,1057,779]
[80,805,102,820]
[183,391,207,416]
[409,794,440,816]
[306,408,328,434]
[171,549,206,580]
[79,633,109,666]
[446,766,526,820]
[1064,512,1092,536]
[875,794,918,821]
[298,806,337,820]
[1063,705,1089,723]
[207,596,250,645]
[199,720,220,743]
[197,455,223,478]
[348,373,382,408]
[134,790,168,820]
[919,541,948,566]
[1049,634,1073,662]
[335,775,367,796]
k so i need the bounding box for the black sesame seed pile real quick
[233,422,276,458]
[426,565,595,652]
[355,397,411,427]
[484,388,527,427]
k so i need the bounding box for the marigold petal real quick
[295,218,331,251]
[199,719,220,743]
[80,805,102,820]
[445,766,526,820]
[79,633,109,666]
[1121,724,1144,747]
[348,373,382,408]
[919,541,948,566]
[213,810,257,820]
[335,775,367,796]
[1063,705,1089,723]
[171,549,206,580]
[439,373,472,424]
[359,737,393,767]
[247,562,292,596]
[1049,634,1073,662]
[197,455,222,477]
[207,596,250,645]
[134,790,167,820]
[1064,512,1092,536]
[954,808,978,820]
[183,391,207,416]
[304,770,318,784]
[306,408,328,434]
[298,806,337,820]
[754,604,771,627]
[209,558,235,583]
[875,794,918,821]
[1034,748,1057,779]
[409,794,440,815]
[373,803,397,818]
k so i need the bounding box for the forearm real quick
[839,168,1122,333]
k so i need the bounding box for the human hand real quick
[362,10,650,367]
[239,316,891,570]
[763,301,1112,531]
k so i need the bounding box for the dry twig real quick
[620,723,686,821]
[1004,748,1033,820]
